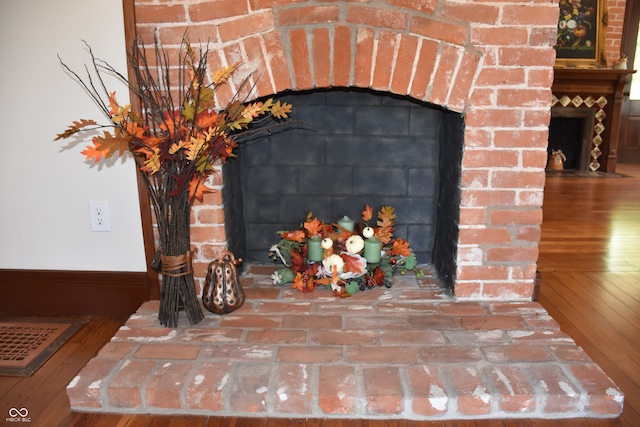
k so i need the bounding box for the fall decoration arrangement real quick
[56,36,292,327]
[269,205,422,297]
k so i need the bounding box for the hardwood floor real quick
[536,163,640,427]
[1,164,639,427]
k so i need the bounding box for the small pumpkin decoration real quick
[202,251,245,315]
[345,235,364,254]
[322,254,345,274]
[321,237,333,250]
[550,149,566,171]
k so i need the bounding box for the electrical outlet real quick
[89,200,111,232]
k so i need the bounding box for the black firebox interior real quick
[222,88,463,292]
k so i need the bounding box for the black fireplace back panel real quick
[223,88,462,279]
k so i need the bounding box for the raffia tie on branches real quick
[160,251,193,277]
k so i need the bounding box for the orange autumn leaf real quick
[108,91,120,116]
[210,135,237,163]
[242,102,266,119]
[195,86,216,112]
[123,120,146,139]
[371,266,386,286]
[188,176,213,203]
[321,223,337,237]
[90,128,131,160]
[134,144,156,160]
[315,277,331,286]
[56,37,293,189]
[186,136,207,161]
[212,62,240,85]
[280,230,305,243]
[361,205,373,222]
[81,142,109,163]
[195,110,220,130]
[290,250,306,273]
[169,140,188,155]
[389,238,411,257]
[306,263,321,277]
[55,119,98,140]
[291,273,314,293]
[375,227,393,245]
[136,136,163,154]
[304,217,322,237]
[270,100,293,119]
[336,228,353,241]
[341,253,365,274]
[108,91,131,124]
[141,148,161,174]
[160,110,187,138]
[222,141,238,160]
[377,206,396,230]
[336,289,351,298]
[291,273,306,292]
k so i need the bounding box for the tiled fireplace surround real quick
[66,0,625,421]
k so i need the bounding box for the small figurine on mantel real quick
[550,149,566,171]
[613,53,628,70]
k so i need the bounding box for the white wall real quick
[0,0,146,271]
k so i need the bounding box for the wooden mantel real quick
[552,68,636,172]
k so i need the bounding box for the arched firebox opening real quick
[223,88,463,292]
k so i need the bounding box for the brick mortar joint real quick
[95,343,143,408]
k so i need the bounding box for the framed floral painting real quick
[555,0,608,68]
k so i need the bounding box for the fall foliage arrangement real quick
[269,205,422,297]
[56,36,292,327]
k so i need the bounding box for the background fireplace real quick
[223,88,463,291]
[548,107,596,171]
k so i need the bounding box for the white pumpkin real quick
[345,235,365,254]
[362,226,375,239]
[321,237,333,250]
[322,254,345,274]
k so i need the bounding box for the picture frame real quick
[554,0,608,68]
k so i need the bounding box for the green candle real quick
[337,215,354,232]
[307,236,323,262]
[364,237,382,263]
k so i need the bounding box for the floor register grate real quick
[0,319,85,376]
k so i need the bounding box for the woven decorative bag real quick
[202,251,245,315]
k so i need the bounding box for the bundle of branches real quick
[56,35,292,327]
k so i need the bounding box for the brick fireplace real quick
[64,2,628,420]
[134,0,558,300]
[548,106,596,171]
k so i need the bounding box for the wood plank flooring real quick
[1,164,639,426]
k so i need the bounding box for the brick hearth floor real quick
[67,265,623,420]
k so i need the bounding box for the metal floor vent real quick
[0,320,84,376]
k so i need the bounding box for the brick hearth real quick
[67,266,623,420]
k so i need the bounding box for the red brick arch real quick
[136,1,484,112]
